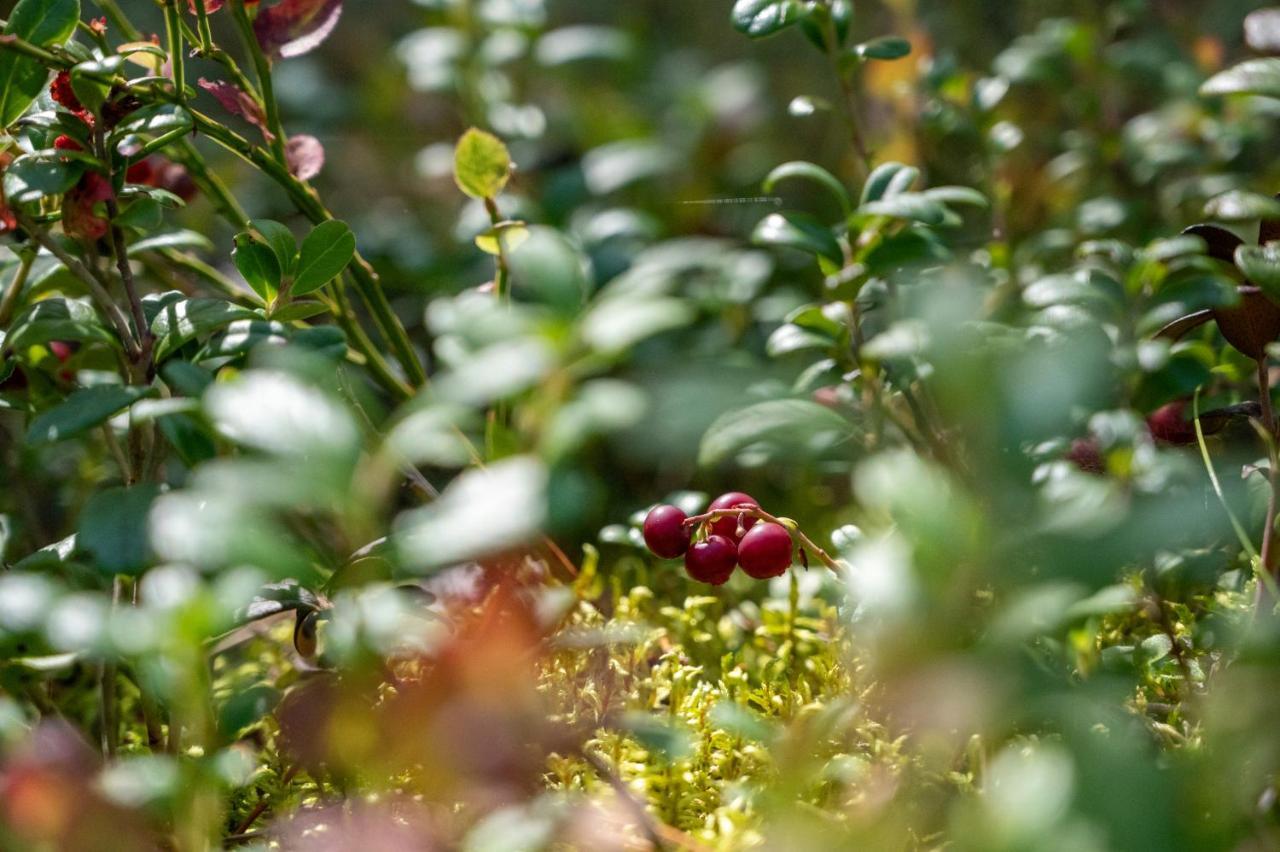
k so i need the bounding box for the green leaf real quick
[762,161,852,216]
[68,55,121,112]
[6,297,119,352]
[1236,243,1280,299]
[395,456,547,572]
[861,192,948,226]
[26,384,154,444]
[731,0,799,38]
[128,229,214,255]
[77,484,158,575]
[1204,190,1280,222]
[923,185,989,208]
[291,220,356,296]
[860,162,913,204]
[582,296,695,354]
[250,219,298,277]
[268,300,328,322]
[699,398,858,467]
[0,0,80,128]
[453,127,511,199]
[1201,58,1280,99]
[218,684,282,740]
[2,154,83,204]
[856,36,912,60]
[113,197,164,231]
[150,297,257,362]
[233,233,281,302]
[752,211,843,264]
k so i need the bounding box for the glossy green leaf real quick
[3,154,83,204]
[856,36,912,60]
[26,384,154,444]
[291,220,356,296]
[752,211,843,264]
[150,297,258,362]
[1236,243,1280,298]
[453,127,511,199]
[731,0,800,38]
[1204,190,1280,222]
[6,297,118,352]
[762,161,852,216]
[0,0,80,128]
[250,219,298,276]
[1201,58,1280,99]
[233,233,281,302]
[861,192,948,226]
[77,484,158,575]
[699,398,858,466]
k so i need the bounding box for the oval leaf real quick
[731,0,799,38]
[752,211,843,264]
[454,127,511,200]
[291,219,356,296]
[233,234,282,302]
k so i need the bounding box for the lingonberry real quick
[708,491,759,540]
[1146,400,1197,445]
[1065,437,1104,474]
[642,504,690,559]
[684,535,737,585]
[737,522,793,579]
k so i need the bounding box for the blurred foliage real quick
[8,0,1280,850]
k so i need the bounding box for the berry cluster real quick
[642,492,795,585]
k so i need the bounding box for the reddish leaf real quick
[186,0,257,13]
[63,172,114,242]
[198,78,273,141]
[286,134,325,180]
[253,0,343,59]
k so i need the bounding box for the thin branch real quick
[682,506,845,574]
[12,209,142,361]
[0,249,35,327]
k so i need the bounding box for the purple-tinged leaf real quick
[198,78,273,141]
[253,0,343,59]
[286,134,324,180]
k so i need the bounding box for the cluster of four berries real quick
[642,492,794,585]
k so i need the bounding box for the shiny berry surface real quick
[1146,400,1197,445]
[684,535,737,585]
[642,504,690,559]
[737,522,793,579]
[707,491,759,540]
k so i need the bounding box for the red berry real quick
[48,341,73,363]
[1147,400,1197,445]
[737,522,792,579]
[642,504,690,559]
[53,135,82,152]
[684,535,737,585]
[707,491,759,540]
[1065,438,1104,474]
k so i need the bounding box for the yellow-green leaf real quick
[454,128,512,200]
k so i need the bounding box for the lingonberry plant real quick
[10,0,1280,848]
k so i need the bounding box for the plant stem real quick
[229,0,287,160]
[821,18,870,175]
[162,0,185,102]
[0,250,34,327]
[13,209,143,362]
[1258,356,1279,613]
[682,507,845,574]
